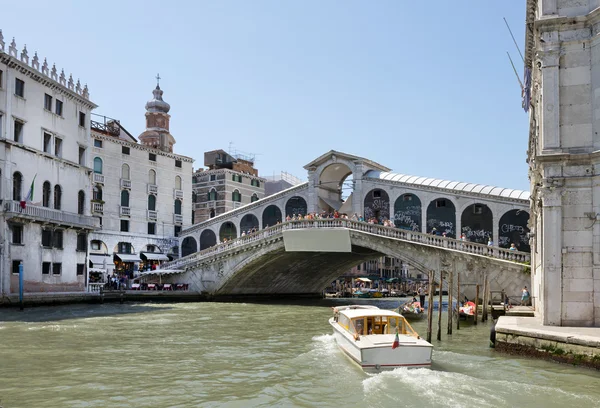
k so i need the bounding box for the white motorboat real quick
[329,305,433,371]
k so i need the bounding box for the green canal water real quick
[1,298,599,408]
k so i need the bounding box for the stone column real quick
[455,203,461,239]
[540,187,563,325]
[421,203,427,234]
[538,45,561,152]
[352,164,364,217]
[306,169,316,213]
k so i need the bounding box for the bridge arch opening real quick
[499,209,530,251]
[393,193,422,231]
[220,222,237,241]
[199,229,217,250]
[461,203,493,243]
[240,214,259,233]
[364,188,390,222]
[181,237,198,257]
[285,196,308,217]
[317,163,353,213]
[426,198,456,238]
[262,205,282,228]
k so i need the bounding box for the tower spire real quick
[156,73,161,87]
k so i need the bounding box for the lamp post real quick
[19,261,24,310]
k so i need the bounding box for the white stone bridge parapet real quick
[161,219,530,297]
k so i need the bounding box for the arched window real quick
[121,163,130,180]
[77,190,85,215]
[251,179,260,187]
[251,193,259,202]
[42,181,51,207]
[192,192,197,203]
[149,169,156,184]
[93,185,103,201]
[12,172,22,201]
[175,175,182,190]
[174,199,182,215]
[53,185,62,210]
[121,190,130,207]
[208,188,217,201]
[93,157,103,174]
[232,189,241,202]
[148,195,156,211]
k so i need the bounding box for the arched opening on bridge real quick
[240,213,259,233]
[262,205,282,228]
[199,229,217,250]
[393,193,422,231]
[461,203,493,244]
[499,209,530,251]
[285,196,307,217]
[426,198,456,238]
[317,162,353,214]
[181,237,198,257]
[220,221,237,241]
[364,188,390,222]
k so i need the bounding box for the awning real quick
[89,254,110,268]
[140,269,185,276]
[356,277,372,282]
[115,253,141,262]
[140,253,170,261]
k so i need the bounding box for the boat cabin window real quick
[338,314,350,329]
[351,316,400,335]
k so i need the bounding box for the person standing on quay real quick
[521,286,530,306]
[418,285,426,309]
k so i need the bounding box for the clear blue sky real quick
[3,1,529,190]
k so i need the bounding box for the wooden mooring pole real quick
[482,274,489,322]
[437,271,443,341]
[426,270,434,343]
[447,269,453,335]
[474,284,480,326]
[456,271,460,331]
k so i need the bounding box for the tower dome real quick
[145,85,170,113]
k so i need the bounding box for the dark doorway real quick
[219,221,237,241]
[393,194,422,231]
[240,214,260,233]
[285,196,308,218]
[461,204,493,244]
[199,229,217,250]
[498,210,530,251]
[262,205,282,228]
[181,237,198,257]
[364,189,390,222]
[426,198,456,238]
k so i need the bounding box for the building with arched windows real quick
[87,81,193,278]
[192,149,265,224]
[0,34,98,296]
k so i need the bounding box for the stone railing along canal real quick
[164,219,531,270]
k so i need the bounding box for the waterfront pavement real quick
[496,314,600,348]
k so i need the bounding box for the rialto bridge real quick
[162,151,531,297]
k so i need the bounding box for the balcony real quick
[92,201,104,214]
[174,189,184,199]
[4,200,100,229]
[147,210,158,220]
[147,184,158,195]
[173,214,183,224]
[93,173,105,184]
[120,178,131,189]
[119,206,131,217]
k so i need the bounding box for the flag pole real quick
[503,17,525,63]
[507,52,524,90]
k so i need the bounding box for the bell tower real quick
[138,74,176,153]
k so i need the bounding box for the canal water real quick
[1,298,599,408]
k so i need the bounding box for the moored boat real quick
[329,305,433,371]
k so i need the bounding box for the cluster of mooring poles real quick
[425,264,491,343]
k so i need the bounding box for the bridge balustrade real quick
[164,219,531,270]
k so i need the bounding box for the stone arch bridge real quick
[163,151,531,298]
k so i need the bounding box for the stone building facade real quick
[525,0,600,326]
[0,32,99,295]
[87,82,193,278]
[192,150,265,227]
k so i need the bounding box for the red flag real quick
[392,330,400,349]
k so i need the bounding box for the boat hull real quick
[329,318,432,371]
